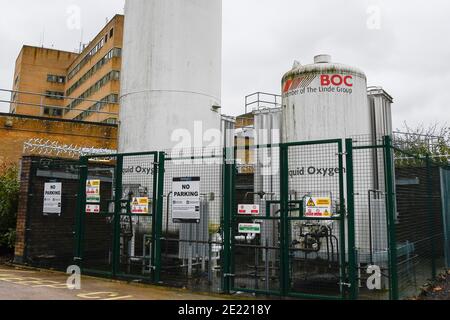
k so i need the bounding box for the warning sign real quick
[86,204,100,214]
[86,180,100,203]
[131,197,149,214]
[172,177,201,222]
[305,197,332,218]
[238,204,260,216]
[43,182,62,215]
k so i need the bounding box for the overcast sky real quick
[0,0,449,130]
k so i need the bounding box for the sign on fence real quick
[238,204,260,216]
[86,204,100,214]
[86,180,101,203]
[238,223,261,234]
[304,197,332,218]
[172,177,201,223]
[131,197,149,214]
[43,182,62,215]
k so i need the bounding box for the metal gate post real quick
[222,147,233,294]
[279,144,290,296]
[345,139,357,300]
[151,153,159,283]
[426,155,437,280]
[74,156,88,265]
[384,135,399,300]
[112,154,124,277]
[153,151,165,283]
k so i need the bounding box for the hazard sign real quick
[86,180,100,203]
[305,197,332,218]
[86,204,100,214]
[238,204,260,216]
[131,197,149,214]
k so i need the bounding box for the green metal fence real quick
[62,136,450,299]
[392,145,447,299]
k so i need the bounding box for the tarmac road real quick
[0,264,227,300]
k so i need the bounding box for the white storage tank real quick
[282,55,371,143]
[119,0,223,153]
[281,55,388,268]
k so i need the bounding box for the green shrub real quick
[0,164,19,250]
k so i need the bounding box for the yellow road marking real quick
[1,270,134,300]
[0,269,34,273]
[102,295,133,300]
[77,292,134,300]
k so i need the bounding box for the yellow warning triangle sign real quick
[307,198,316,207]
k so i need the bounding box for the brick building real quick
[10,14,123,124]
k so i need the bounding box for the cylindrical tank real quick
[281,55,387,265]
[119,0,222,153]
[282,55,371,142]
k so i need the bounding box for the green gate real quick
[75,149,226,292]
[75,151,164,282]
[283,140,348,299]
[229,140,355,299]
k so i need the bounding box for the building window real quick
[72,94,119,121]
[45,91,65,100]
[66,48,122,96]
[66,71,120,111]
[110,28,114,38]
[103,118,117,125]
[67,35,109,80]
[44,107,63,117]
[47,74,66,84]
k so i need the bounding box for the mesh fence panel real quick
[160,148,224,293]
[441,167,450,268]
[82,158,116,273]
[287,142,345,298]
[232,145,281,295]
[119,154,157,280]
[394,150,446,299]
[352,136,391,300]
[24,158,79,270]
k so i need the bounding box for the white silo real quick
[119,0,223,153]
[281,55,388,274]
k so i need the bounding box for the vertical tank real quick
[368,86,394,138]
[119,0,222,153]
[282,55,371,142]
[281,55,386,267]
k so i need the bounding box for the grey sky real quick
[0,0,449,130]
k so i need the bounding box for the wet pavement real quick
[0,264,229,300]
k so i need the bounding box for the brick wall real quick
[13,157,32,263]
[0,113,118,165]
